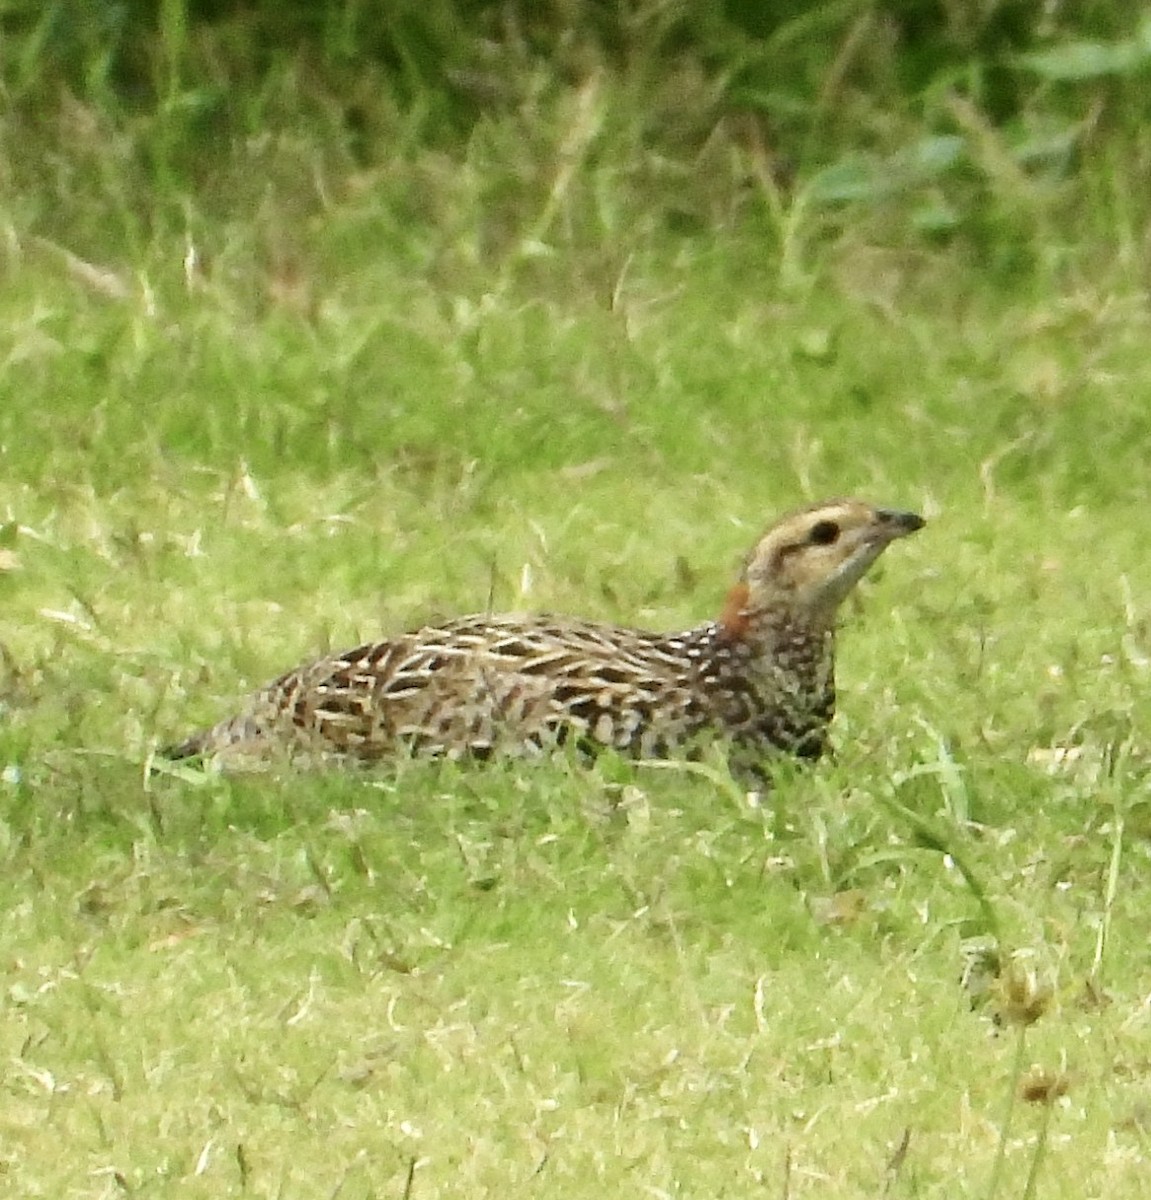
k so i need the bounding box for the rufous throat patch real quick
[719,582,751,639]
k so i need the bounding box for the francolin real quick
[165,499,923,776]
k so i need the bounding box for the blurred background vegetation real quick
[4,2,1151,510]
[4,0,1150,276]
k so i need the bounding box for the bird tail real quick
[159,731,211,761]
[159,711,272,763]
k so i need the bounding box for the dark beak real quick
[876,508,926,538]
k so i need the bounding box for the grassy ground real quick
[4,68,1151,1198]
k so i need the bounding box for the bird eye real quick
[808,520,840,546]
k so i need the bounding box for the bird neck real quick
[718,582,835,648]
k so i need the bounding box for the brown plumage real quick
[164,499,923,774]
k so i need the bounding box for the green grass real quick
[5,40,1151,1195]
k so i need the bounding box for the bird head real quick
[721,499,925,635]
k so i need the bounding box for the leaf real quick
[1018,19,1151,81]
[807,157,886,203]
